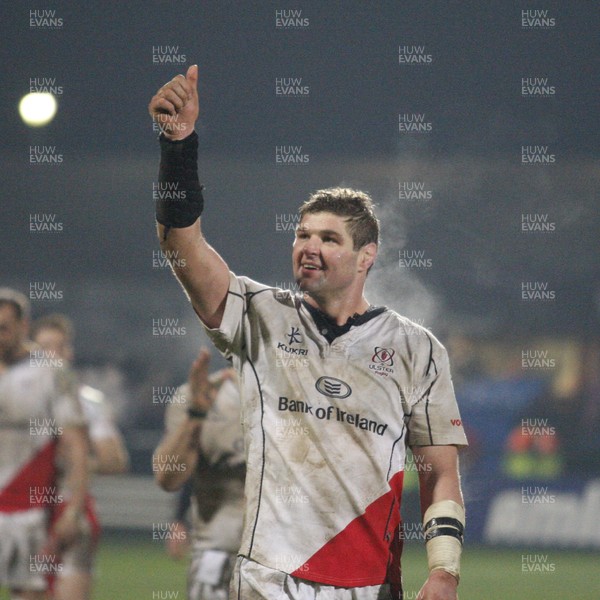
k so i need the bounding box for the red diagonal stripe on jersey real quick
[292,471,404,587]
[0,440,58,512]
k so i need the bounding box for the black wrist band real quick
[424,517,465,537]
[425,526,464,545]
[155,131,204,229]
[187,406,207,419]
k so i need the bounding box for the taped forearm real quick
[423,499,465,582]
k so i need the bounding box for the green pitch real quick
[94,538,600,599]
[1,537,598,599]
[401,543,600,599]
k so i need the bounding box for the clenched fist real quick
[149,64,199,140]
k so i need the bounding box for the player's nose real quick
[302,235,321,255]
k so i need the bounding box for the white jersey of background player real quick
[149,66,468,600]
[0,290,88,600]
[31,314,129,600]
[154,349,244,600]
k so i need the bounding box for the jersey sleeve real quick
[200,272,251,360]
[406,333,468,447]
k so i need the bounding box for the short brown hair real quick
[298,187,380,251]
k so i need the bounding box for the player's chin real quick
[296,278,311,293]
[295,281,316,298]
[295,273,321,291]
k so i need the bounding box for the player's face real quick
[292,212,369,297]
[0,304,27,361]
[33,327,73,363]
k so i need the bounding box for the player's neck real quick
[304,293,371,326]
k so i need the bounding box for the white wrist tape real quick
[423,500,465,582]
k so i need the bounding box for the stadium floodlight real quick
[19,92,58,127]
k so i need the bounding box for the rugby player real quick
[0,290,88,600]
[154,349,244,599]
[31,313,130,600]
[148,66,468,600]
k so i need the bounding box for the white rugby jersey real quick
[165,377,245,553]
[203,273,467,588]
[0,358,84,512]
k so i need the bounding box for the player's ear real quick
[358,243,377,273]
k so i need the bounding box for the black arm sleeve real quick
[155,131,204,229]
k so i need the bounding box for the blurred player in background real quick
[149,67,467,599]
[0,289,88,600]
[31,314,130,600]
[154,349,244,600]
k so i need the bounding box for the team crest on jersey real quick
[369,347,395,377]
[315,376,352,399]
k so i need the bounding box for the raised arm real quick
[153,404,201,492]
[153,348,233,491]
[149,65,230,329]
[412,445,465,600]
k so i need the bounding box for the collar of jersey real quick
[301,300,387,344]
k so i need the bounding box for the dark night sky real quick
[2,1,598,376]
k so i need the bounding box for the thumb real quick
[186,64,198,91]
